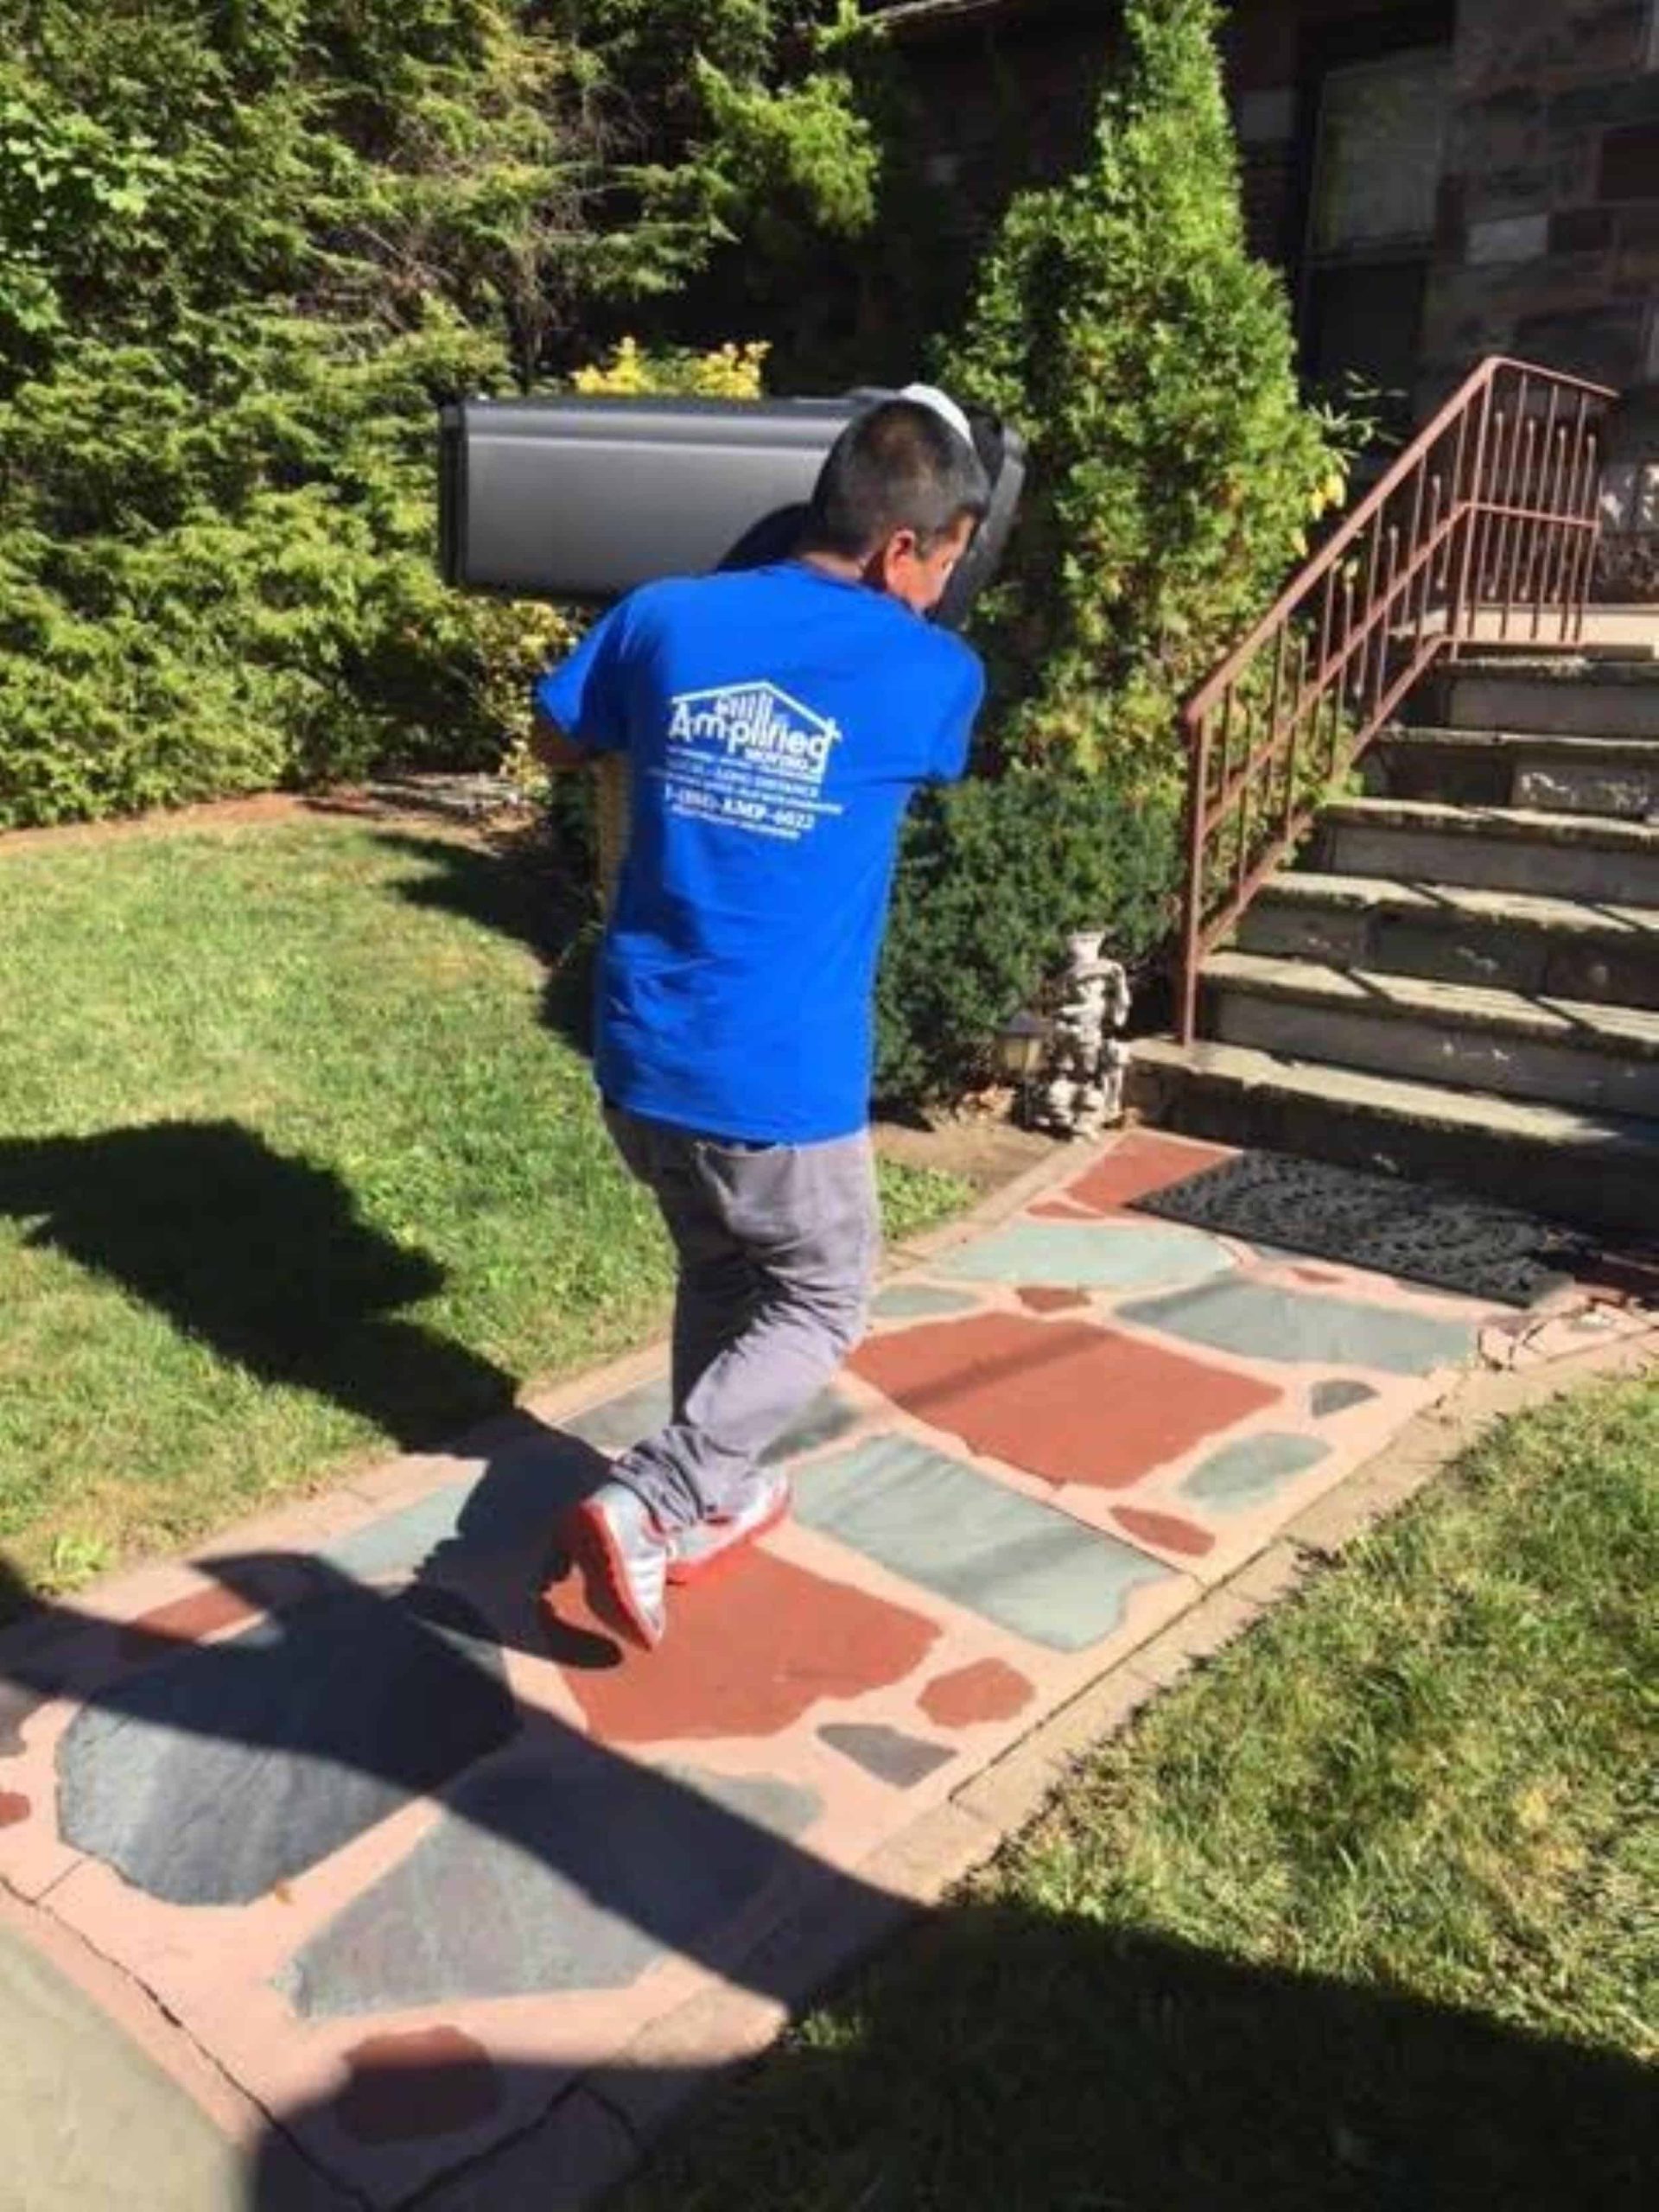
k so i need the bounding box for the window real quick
[1302,45,1452,404]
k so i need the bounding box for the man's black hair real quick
[801,399,991,561]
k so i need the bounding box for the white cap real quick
[896,381,976,452]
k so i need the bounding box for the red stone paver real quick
[339,2029,503,2147]
[1059,1130,1235,1215]
[118,1586,259,1657]
[546,1548,942,1744]
[851,1313,1281,1490]
[1111,1506,1216,1559]
[918,1659,1033,1727]
[1016,1286,1091,1314]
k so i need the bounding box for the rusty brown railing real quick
[1174,354,1616,1044]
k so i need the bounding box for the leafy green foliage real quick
[0,2,878,828]
[0,308,519,823]
[945,0,1352,777]
[875,765,1178,1108]
[876,0,1356,1104]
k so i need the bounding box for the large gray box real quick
[437,391,1024,632]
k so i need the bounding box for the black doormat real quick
[1134,1148,1591,1306]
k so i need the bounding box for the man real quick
[532,391,988,1651]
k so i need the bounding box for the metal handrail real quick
[1173,353,1616,1044]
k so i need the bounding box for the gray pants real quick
[603,1106,880,1532]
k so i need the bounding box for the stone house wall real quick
[1426,0,1659,593]
[1223,0,1657,392]
[1421,0,1658,397]
[888,0,1659,594]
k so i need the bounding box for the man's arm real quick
[531,598,633,767]
[929,647,987,785]
[529,703,589,772]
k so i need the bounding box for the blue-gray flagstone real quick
[1180,1433,1330,1511]
[794,1438,1172,1652]
[278,1757,820,2018]
[817,1723,953,1788]
[322,1423,611,1583]
[1121,1281,1475,1375]
[321,1486,471,1581]
[563,1377,673,1454]
[870,1284,982,1322]
[935,1219,1234,1294]
[764,1388,862,1464]
[57,1586,517,1907]
[1311,1378,1379,1418]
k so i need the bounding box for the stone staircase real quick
[1132,652,1659,1240]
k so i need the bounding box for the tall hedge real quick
[0,1,878,828]
[946,0,1348,779]
[874,0,1351,1104]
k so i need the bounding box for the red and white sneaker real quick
[666,1468,792,1587]
[559,1481,671,1650]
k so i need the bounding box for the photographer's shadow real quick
[241,1877,1659,2212]
[0,1545,897,2209]
[0,1120,516,1454]
[4,1539,1653,2212]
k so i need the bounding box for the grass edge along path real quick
[619,1369,1659,2212]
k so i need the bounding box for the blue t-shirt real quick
[534,562,983,1144]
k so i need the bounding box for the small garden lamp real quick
[997,1007,1050,1119]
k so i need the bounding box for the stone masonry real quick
[1228,0,1659,589]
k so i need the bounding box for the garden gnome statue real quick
[1037,931,1131,1139]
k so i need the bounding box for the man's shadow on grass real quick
[0,1120,517,1461]
[372,825,599,1059]
[1,1553,1654,2212]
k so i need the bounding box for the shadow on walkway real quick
[0,1538,899,2204]
[3,1544,1655,2210]
[245,1902,1659,2210]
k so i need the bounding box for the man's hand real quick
[530,706,588,772]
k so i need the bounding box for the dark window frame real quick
[1286,3,1455,397]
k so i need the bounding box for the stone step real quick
[1413,608,1658,658]
[1239,874,1659,1010]
[1369,725,1659,818]
[1456,632,1657,660]
[1202,949,1659,1119]
[1319,798,1659,903]
[1414,656,1659,739]
[1128,1036,1659,1240]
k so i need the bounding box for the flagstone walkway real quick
[0,1127,1649,2211]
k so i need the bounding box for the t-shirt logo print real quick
[661,682,845,844]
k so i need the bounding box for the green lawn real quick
[0,817,966,1611]
[622,1373,1659,2212]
